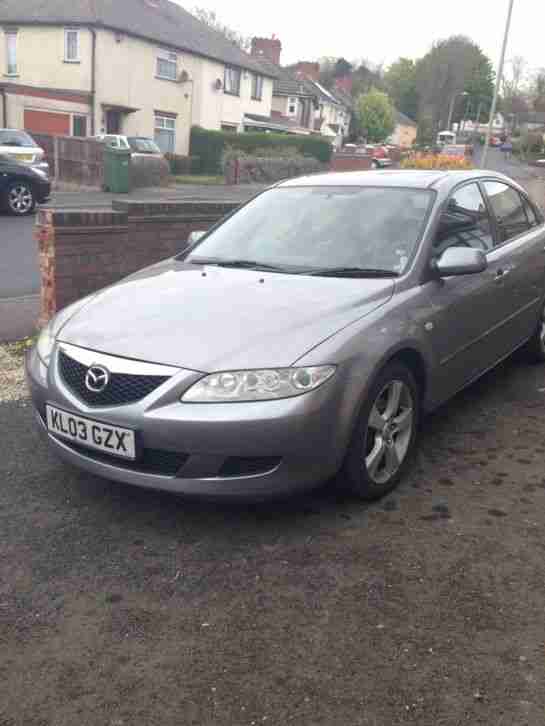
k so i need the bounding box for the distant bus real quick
[437,130,456,146]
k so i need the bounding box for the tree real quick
[334,58,353,78]
[192,7,250,51]
[354,88,395,142]
[351,60,385,98]
[531,70,545,112]
[384,58,419,121]
[415,36,494,134]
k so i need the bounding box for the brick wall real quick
[36,200,240,325]
[225,156,326,184]
[330,154,373,172]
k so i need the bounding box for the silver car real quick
[27,170,545,500]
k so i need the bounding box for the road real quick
[3,341,545,725]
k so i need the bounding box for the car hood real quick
[58,259,395,371]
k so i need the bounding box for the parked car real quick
[95,135,163,156]
[27,170,545,500]
[0,128,50,175]
[0,153,51,215]
[366,145,393,169]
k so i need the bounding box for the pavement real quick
[3,347,545,724]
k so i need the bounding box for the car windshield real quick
[184,186,433,275]
[127,137,161,153]
[0,130,38,148]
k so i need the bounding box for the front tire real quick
[341,362,419,500]
[523,301,545,363]
[5,181,36,216]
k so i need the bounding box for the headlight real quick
[31,167,49,179]
[182,366,336,403]
[36,322,56,366]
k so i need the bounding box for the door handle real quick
[495,268,509,282]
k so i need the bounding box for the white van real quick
[437,130,457,146]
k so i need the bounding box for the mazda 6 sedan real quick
[27,170,545,500]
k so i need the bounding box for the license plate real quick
[12,153,34,163]
[46,405,136,460]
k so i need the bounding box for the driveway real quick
[2,344,545,725]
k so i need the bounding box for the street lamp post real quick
[446,92,468,132]
[482,0,515,168]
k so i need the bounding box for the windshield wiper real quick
[308,267,399,278]
[188,257,293,273]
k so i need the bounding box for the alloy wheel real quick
[364,379,414,485]
[8,184,34,215]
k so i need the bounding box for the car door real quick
[424,182,512,397]
[482,180,545,350]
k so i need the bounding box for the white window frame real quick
[154,113,176,153]
[5,29,18,76]
[252,74,264,101]
[156,48,177,81]
[288,97,298,116]
[64,28,80,62]
[224,66,241,96]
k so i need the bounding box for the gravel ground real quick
[0,343,29,402]
[2,346,545,725]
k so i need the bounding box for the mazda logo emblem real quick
[85,365,110,393]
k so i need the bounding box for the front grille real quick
[59,350,169,407]
[58,438,189,476]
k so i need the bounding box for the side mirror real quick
[433,247,487,277]
[188,230,206,245]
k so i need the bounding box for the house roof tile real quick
[0,0,277,77]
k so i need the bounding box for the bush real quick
[164,153,201,175]
[400,154,474,170]
[190,127,333,174]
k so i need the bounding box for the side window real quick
[433,183,493,255]
[483,181,531,243]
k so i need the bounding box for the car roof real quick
[277,169,515,191]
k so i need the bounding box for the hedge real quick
[190,126,333,174]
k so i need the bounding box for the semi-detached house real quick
[0,0,276,155]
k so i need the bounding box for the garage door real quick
[24,109,70,135]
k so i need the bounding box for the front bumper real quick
[26,346,349,499]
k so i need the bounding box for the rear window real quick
[0,130,38,148]
[127,137,161,154]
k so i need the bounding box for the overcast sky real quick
[181,0,541,80]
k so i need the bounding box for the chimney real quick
[293,62,320,82]
[251,36,282,65]
[335,75,353,94]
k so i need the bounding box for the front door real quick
[106,110,122,134]
[424,182,508,397]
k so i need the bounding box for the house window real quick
[64,28,80,62]
[154,113,176,153]
[224,67,241,96]
[252,74,264,101]
[5,30,17,75]
[288,97,297,115]
[156,49,177,80]
[72,115,87,137]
